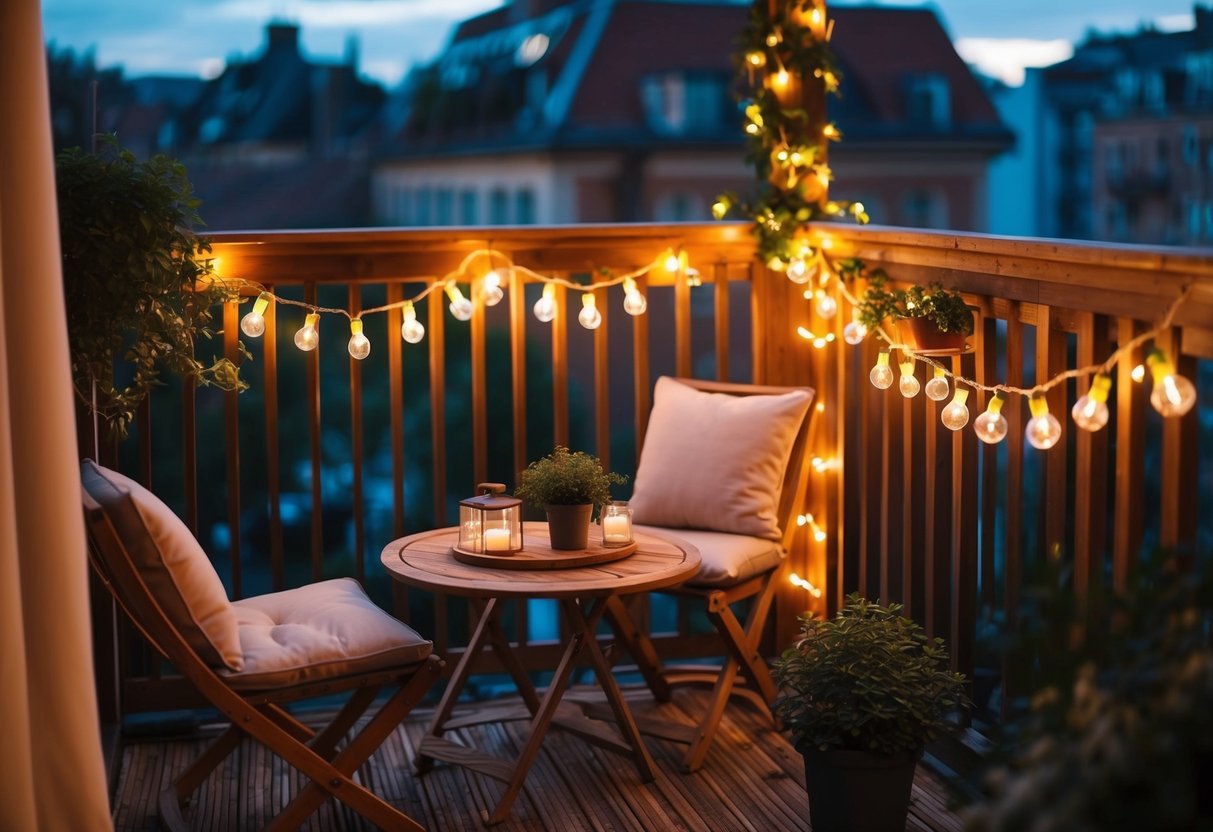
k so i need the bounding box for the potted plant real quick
[56,139,245,438]
[856,277,974,354]
[515,446,626,550]
[773,595,969,832]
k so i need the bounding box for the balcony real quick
[82,220,1212,827]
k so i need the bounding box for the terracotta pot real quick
[903,316,968,354]
[800,747,922,832]
[544,503,593,550]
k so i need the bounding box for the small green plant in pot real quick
[773,594,969,832]
[515,446,626,550]
[857,277,974,354]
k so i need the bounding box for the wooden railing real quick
[97,222,1213,718]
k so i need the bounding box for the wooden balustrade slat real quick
[924,370,952,641]
[348,285,366,583]
[137,399,151,488]
[859,338,880,600]
[906,378,926,618]
[1073,312,1110,596]
[1036,306,1070,559]
[385,282,408,618]
[953,350,979,679]
[182,377,197,536]
[881,363,905,608]
[509,275,528,484]
[305,282,324,584]
[1004,306,1025,622]
[714,263,730,381]
[1159,327,1200,546]
[471,274,488,488]
[594,285,610,470]
[264,285,284,591]
[223,299,243,598]
[428,290,447,527]
[552,281,569,449]
[675,263,692,378]
[976,308,997,611]
[633,274,651,463]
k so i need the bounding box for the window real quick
[653,191,702,222]
[641,72,729,136]
[394,187,412,225]
[515,189,536,225]
[1183,125,1199,166]
[900,189,947,229]
[415,187,433,226]
[489,188,509,225]
[435,188,454,225]
[459,189,478,225]
[904,74,951,128]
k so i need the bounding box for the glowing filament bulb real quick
[400,301,425,343]
[974,392,1008,444]
[240,292,272,337]
[1131,363,1146,383]
[771,68,790,95]
[899,360,920,398]
[347,318,371,360]
[745,51,766,68]
[870,350,893,389]
[788,572,823,598]
[941,388,970,431]
[533,282,556,323]
[294,312,320,352]
[665,249,682,274]
[843,312,868,345]
[711,199,730,220]
[822,123,841,141]
[786,257,815,285]
[445,283,473,321]
[685,267,702,287]
[815,291,838,319]
[578,293,602,329]
[925,366,950,401]
[1146,349,1197,416]
[482,269,504,307]
[1071,373,1112,431]
[622,277,647,316]
[1026,395,1062,450]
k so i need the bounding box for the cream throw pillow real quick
[82,461,244,671]
[630,377,812,540]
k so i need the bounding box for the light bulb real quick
[941,389,970,431]
[745,50,766,68]
[533,283,556,322]
[1071,373,1112,431]
[578,293,602,329]
[685,267,702,287]
[899,360,920,398]
[815,292,838,319]
[482,269,504,306]
[711,199,730,220]
[1026,395,1062,450]
[445,284,473,321]
[400,302,425,344]
[665,250,681,273]
[240,292,272,337]
[974,392,1009,444]
[766,256,786,273]
[870,350,893,389]
[1131,363,1146,383]
[1147,349,1197,417]
[925,367,950,401]
[622,278,647,316]
[786,258,814,284]
[347,318,371,360]
[843,315,868,345]
[294,312,320,352]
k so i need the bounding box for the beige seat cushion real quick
[81,460,244,671]
[224,578,432,690]
[637,525,783,587]
[630,377,812,541]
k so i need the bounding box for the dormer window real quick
[904,73,950,128]
[642,72,728,136]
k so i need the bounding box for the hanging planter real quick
[856,278,973,355]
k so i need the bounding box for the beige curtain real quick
[0,1,113,828]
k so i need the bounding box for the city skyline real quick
[42,0,1202,88]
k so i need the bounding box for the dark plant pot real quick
[903,316,968,354]
[544,503,593,550]
[801,747,922,832]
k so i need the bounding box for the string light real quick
[797,513,828,543]
[240,291,272,337]
[925,366,950,401]
[786,257,815,285]
[294,313,320,352]
[1071,373,1111,431]
[446,283,473,321]
[482,269,505,307]
[815,290,838,319]
[533,282,557,323]
[745,50,766,68]
[347,318,370,360]
[622,278,647,316]
[843,312,867,345]
[578,293,602,330]
[798,327,834,349]
[1146,349,1197,416]
[789,571,823,598]
[686,267,703,287]
[401,301,425,344]
[974,392,1009,444]
[1131,363,1146,383]
[870,350,894,389]
[898,359,920,398]
[1026,395,1062,450]
[941,388,970,431]
[665,248,683,274]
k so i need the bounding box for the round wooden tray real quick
[451,525,637,570]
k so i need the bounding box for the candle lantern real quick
[458,483,523,555]
[601,501,633,547]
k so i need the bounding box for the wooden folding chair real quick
[81,460,443,831]
[600,378,814,772]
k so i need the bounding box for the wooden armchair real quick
[601,377,814,772]
[81,460,443,831]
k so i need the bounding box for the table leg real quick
[416,596,499,774]
[476,597,541,715]
[566,596,657,782]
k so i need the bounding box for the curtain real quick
[0,1,113,828]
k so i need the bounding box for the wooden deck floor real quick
[111,688,965,831]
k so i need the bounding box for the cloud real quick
[955,38,1073,86]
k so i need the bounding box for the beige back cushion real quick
[81,461,243,671]
[630,377,812,540]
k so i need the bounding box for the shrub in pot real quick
[514,446,626,550]
[857,277,974,353]
[773,594,969,832]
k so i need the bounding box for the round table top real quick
[380,523,701,599]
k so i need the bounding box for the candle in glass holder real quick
[602,502,632,546]
[484,528,512,551]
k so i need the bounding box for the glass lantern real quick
[600,501,633,547]
[458,483,523,555]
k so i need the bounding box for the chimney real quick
[267,22,300,53]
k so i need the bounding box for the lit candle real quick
[602,514,630,543]
[484,528,512,552]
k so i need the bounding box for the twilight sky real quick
[40,0,1199,88]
